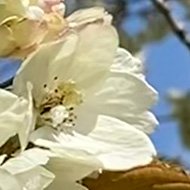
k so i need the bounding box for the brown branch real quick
[83,159,190,190]
[150,0,190,51]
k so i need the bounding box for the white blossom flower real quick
[0,6,158,189]
[0,0,66,58]
[0,6,117,150]
[13,5,156,170]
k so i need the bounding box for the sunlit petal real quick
[31,115,156,171]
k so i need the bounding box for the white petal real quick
[0,84,35,150]
[62,23,118,95]
[98,75,157,113]
[0,154,6,165]
[47,150,101,181]
[14,21,118,104]
[31,116,156,171]
[30,129,100,188]
[51,3,66,15]
[0,168,22,190]
[2,148,51,174]
[74,98,99,134]
[0,112,20,148]
[30,128,103,181]
[95,73,158,133]
[112,48,144,78]
[18,82,36,151]
[26,6,45,21]
[89,48,158,134]
[1,148,54,190]
[88,115,156,170]
[0,89,18,114]
[16,166,54,190]
[74,183,88,190]
[67,7,112,26]
[121,111,158,134]
[0,89,30,148]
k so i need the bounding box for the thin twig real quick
[150,0,190,51]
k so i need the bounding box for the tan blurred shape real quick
[0,0,66,59]
[83,159,190,190]
[0,1,112,59]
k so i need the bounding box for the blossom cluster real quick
[0,0,158,189]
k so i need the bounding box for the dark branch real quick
[150,0,190,51]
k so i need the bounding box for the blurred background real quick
[1,0,190,168]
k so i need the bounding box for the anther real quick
[69,107,74,111]
[69,113,74,116]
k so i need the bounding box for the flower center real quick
[37,77,83,131]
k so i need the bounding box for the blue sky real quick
[146,33,190,165]
[0,58,20,83]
